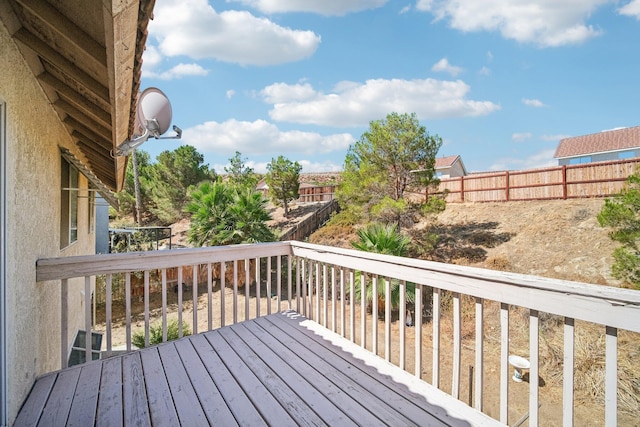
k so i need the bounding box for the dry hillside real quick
[311,198,621,287]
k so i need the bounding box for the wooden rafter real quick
[13,27,109,102]
[39,72,112,128]
[14,0,108,75]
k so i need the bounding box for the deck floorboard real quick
[15,311,504,427]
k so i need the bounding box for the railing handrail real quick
[36,241,292,281]
[290,241,640,333]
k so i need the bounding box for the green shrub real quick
[132,319,191,348]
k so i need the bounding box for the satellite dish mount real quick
[115,87,182,156]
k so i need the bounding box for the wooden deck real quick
[14,311,502,426]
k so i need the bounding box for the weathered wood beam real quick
[13,27,109,102]
[38,72,111,126]
[74,137,112,162]
[61,108,111,143]
[104,0,142,191]
[54,99,111,140]
[14,0,108,78]
[66,120,112,152]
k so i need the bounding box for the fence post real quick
[562,165,567,199]
[505,171,510,202]
[460,176,464,202]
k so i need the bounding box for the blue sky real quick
[139,0,640,174]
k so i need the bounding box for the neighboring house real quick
[435,155,467,178]
[0,1,152,424]
[554,126,640,165]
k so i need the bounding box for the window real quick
[68,330,102,367]
[568,156,591,165]
[618,151,636,160]
[60,158,79,248]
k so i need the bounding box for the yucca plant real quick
[132,319,191,348]
[352,223,416,312]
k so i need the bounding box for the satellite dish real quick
[115,87,182,156]
[137,87,173,137]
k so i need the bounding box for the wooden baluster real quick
[125,273,131,351]
[432,288,439,384]
[452,292,461,399]
[399,280,406,371]
[500,303,509,425]
[385,277,391,362]
[605,326,618,427]
[475,297,484,411]
[563,317,574,427]
[530,310,539,426]
[105,274,112,358]
[61,278,68,369]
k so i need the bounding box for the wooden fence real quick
[279,199,340,241]
[425,158,640,203]
[298,185,336,202]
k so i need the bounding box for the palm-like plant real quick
[352,223,415,311]
[185,181,275,246]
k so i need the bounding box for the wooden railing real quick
[279,199,339,241]
[36,242,640,426]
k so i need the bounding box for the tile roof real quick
[435,155,461,168]
[554,126,640,158]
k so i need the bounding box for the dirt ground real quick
[99,197,638,426]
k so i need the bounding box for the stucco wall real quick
[1,22,96,424]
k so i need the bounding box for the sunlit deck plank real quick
[66,361,101,426]
[15,311,503,427]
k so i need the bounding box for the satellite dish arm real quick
[114,128,150,156]
[114,124,182,157]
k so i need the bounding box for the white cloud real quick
[261,78,500,127]
[228,0,387,16]
[541,134,571,141]
[478,66,491,76]
[400,5,412,14]
[297,160,343,173]
[226,90,236,99]
[512,132,533,142]
[431,58,464,76]
[489,149,557,171]
[148,0,321,66]
[486,51,493,62]
[619,0,640,19]
[416,0,608,47]
[143,63,209,80]
[522,98,547,108]
[183,119,355,156]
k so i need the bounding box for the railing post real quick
[474,297,484,411]
[563,317,575,427]
[529,309,539,427]
[431,287,439,384]
[500,303,509,425]
[605,326,618,427]
[60,278,68,369]
[416,284,423,379]
[84,276,91,364]
[452,292,461,399]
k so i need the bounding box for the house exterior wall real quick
[558,148,640,165]
[437,161,466,178]
[1,22,96,424]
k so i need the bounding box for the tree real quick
[338,112,442,221]
[225,151,259,189]
[185,180,275,247]
[116,149,154,223]
[351,223,416,312]
[598,173,640,288]
[150,145,216,224]
[265,155,302,217]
